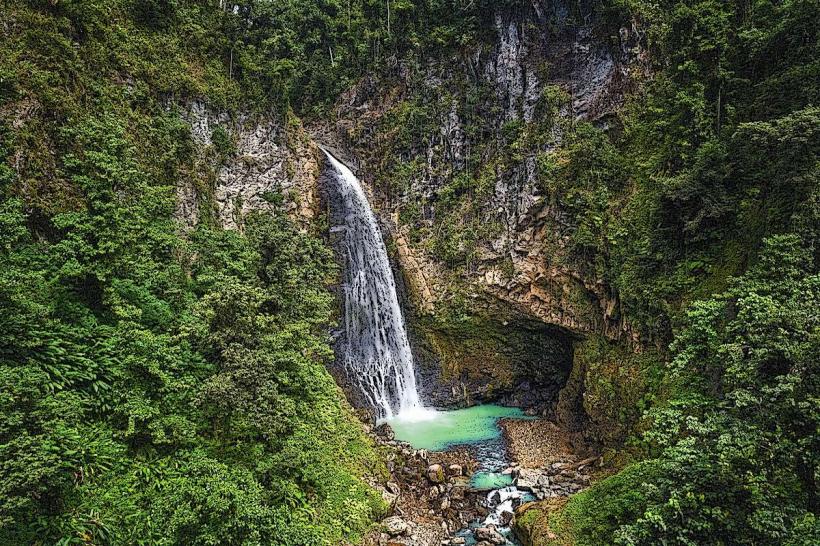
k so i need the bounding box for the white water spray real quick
[323,150,435,422]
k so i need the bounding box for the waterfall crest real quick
[323,150,433,422]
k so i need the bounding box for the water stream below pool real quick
[387,404,535,545]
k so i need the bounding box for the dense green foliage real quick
[521,0,820,543]
[201,0,505,113]
[559,236,818,544]
[344,0,818,544]
[0,2,385,544]
[2,0,818,544]
[558,1,819,541]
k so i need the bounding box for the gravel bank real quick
[500,418,573,468]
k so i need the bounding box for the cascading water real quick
[323,150,433,422]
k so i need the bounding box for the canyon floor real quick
[363,415,598,546]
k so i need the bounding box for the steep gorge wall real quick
[303,1,656,429]
[172,1,654,438]
[323,0,646,345]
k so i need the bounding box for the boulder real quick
[515,468,542,491]
[489,490,501,505]
[447,463,463,476]
[378,487,398,507]
[475,525,506,545]
[426,464,445,483]
[381,516,408,536]
[374,423,395,441]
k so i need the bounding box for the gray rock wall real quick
[176,101,320,230]
[328,0,646,346]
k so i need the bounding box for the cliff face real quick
[176,102,321,230]
[171,2,651,421]
[326,0,647,347]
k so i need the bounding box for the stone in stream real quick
[488,489,503,505]
[515,468,542,491]
[501,466,520,478]
[474,525,506,545]
[447,463,463,476]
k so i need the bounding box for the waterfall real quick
[323,150,433,422]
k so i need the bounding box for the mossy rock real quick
[513,498,572,546]
[412,306,573,407]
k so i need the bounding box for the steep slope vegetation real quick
[0,2,388,544]
[322,0,819,543]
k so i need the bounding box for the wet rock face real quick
[329,0,646,349]
[410,313,574,412]
[176,101,320,230]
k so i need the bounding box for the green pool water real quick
[385,404,525,452]
[469,471,514,489]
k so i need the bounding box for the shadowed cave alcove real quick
[406,306,576,416]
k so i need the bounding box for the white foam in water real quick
[323,150,435,422]
[392,404,439,423]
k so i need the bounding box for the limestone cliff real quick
[172,1,652,432]
[176,102,321,230]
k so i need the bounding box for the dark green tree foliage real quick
[220,0,504,113]
[545,2,820,542]
[0,2,384,544]
[582,0,820,342]
[564,236,819,545]
[0,151,384,544]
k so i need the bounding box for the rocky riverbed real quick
[362,414,598,546]
[362,424,483,546]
